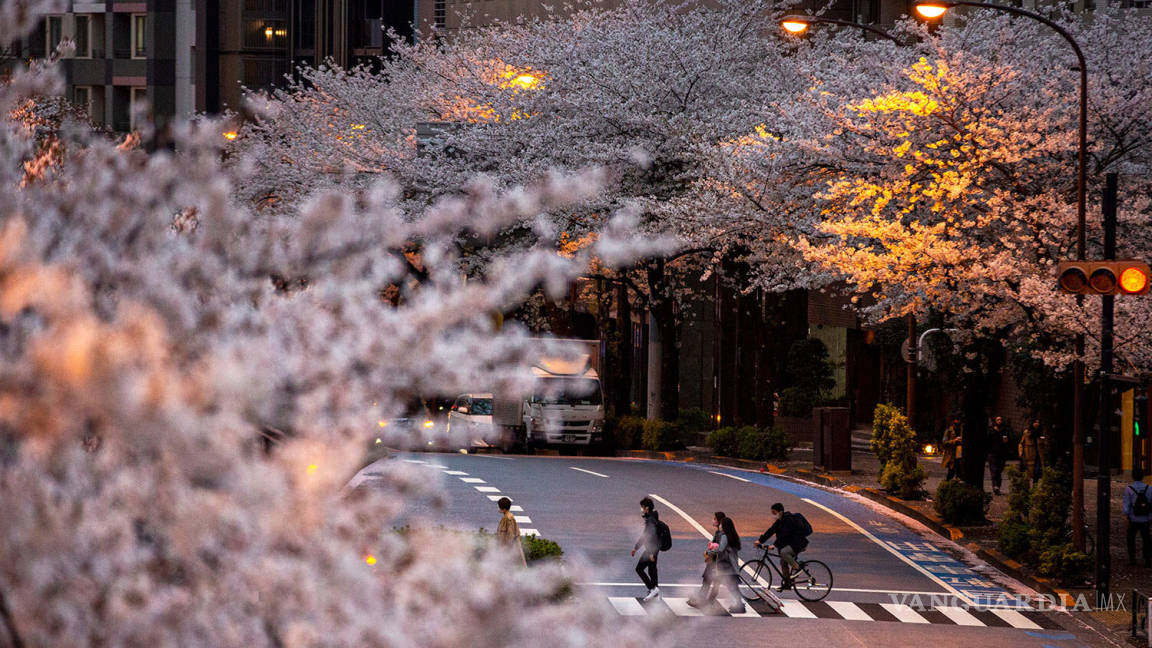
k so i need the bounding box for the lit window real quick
[132,14,146,58]
[129,86,147,129]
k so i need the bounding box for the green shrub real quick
[1004,464,1031,520]
[997,518,1032,559]
[708,426,738,456]
[872,404,925,499]
[641,419,685,451]
[1036,543,1091,584]
[676,407,713,434]
[611,416,646,450]
[736,426,793,461]
[778,387,814,418]
[521,534,564,563]
[933,478,991,525]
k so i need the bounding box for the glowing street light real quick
[781,19,809,34]
[913,2,949,18]
[778,15,902,44]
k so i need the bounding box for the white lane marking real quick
[486,495,506,501]
[779,600,817,618]
[663,597,704,617]
[580,583,701,588]
[514,515,532,524]
[401,459,426,464]
[443,470,468,475]
[475,486,500,493]
[827,601,872,621]
[728,602,760,618]
[459,477,486,483]
[570,467,609,478]
[579,583,945,596]
[647,493,773,592]
[608,597,646,616]
[708,470,750,483]
[519,528,539,536]
[470,454,514,460]
[936,605,984,626]
[991,608,1042,629]
[801,497,974,606]
[510,505,523,512]
[881,603,929,624]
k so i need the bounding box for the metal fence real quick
[1134,589,1149,646]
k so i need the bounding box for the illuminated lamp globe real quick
[914,3,950,18]
[781,20,810,34]
[1120,266,1149,294]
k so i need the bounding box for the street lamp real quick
[913,0,1098,603]
[778,15,903,44]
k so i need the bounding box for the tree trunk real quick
[614,280,633,417]
[646,259,679,421]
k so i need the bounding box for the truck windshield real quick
[470,398,493,415]
[533,378,602,406]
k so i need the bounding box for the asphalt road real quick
[354,453,1119,648]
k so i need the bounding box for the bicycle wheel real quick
[737,559,774,601]
[792,560,833,601]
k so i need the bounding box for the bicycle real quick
[736,545,833,602]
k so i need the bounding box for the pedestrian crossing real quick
[606,597,1065,630]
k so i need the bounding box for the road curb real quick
[620,449,1086,606]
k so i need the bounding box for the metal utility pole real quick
[1095,173,1118,607]
[907,314,916,429]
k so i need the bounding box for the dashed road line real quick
[570,467,609,478]
[708,470,750,483]
[474,486,501,493]
[459,477,486,483]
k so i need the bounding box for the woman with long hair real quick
[710,516,746,613]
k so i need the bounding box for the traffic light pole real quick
[1095,172,1117,607]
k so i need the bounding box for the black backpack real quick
[1133,484,1152,517]
[792,512,814,537]
[655,519,672,551]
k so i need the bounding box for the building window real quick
[46,16,63,54]
[73,86,91,114]
[244,20,288,49]
[74,15,91,58]
[433,0,446,29]
[131,14,146,58]
[129,86,147,129]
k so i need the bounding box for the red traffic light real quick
[1057,260,1152,295]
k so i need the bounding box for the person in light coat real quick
[707,517,746,614]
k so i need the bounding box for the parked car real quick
[447,393,496,449]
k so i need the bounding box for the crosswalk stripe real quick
[486,495,506,501]
[663,598,705,617]
[937,605,984,626]
[509,505,523,511]
[826,601,872,621]
[779,600,818,619]
[609,597,646,616]
[442,470,468,475]
[513,515,532,524]
[880,603,929,624]
[991,609,1042,629]
[519,528,539,536]
[459,477,486,483]
[727,602,761,618]
[474,486,500,492]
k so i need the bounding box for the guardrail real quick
[1134,589,1149,646]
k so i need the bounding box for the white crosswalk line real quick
[459,477,486,483]
[443,470,468,475]
[663,598,705,617]
[510,505,523,512]
[936,606,984,626]
[881,603,929,624]
[486,495,506,501]
[474,486,500,492]
[991,609,1042,629]
[727,602,760,618]
[779,600,818,619]
[827,601,872,621]
[513,515,532,524]
[609,597,646,616]
[519,528,539,536]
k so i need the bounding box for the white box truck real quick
[492,338,605,449]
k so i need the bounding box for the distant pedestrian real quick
[632,496,666,601]
[941,417,964,481]
[987,416,1011,495]
[688,512,726,608]
[496,496,526,565]
[755,502,809,591]
[1019,419,1046,483]
[1123,468,1152,567]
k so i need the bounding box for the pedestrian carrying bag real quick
[792,512,814,537]
[1133,484,1152,517]
[656,519,672,551]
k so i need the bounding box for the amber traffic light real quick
[1057,260,1151,295]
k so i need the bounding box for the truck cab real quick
[524,366,604,446]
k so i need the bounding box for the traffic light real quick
[1057,260,1151,295]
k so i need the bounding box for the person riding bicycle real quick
[754,502,808,591]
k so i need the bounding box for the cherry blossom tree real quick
[0,5,675,645]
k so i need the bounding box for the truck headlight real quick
[591,419,604,432]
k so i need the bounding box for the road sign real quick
[901,338,916,364]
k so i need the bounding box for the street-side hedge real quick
[997,466,1090,584]
[933,478,991,525]
[872,404,926,499]
[708,425,792,461]
[521,534,564,563]
[641,419,686,451]
[607,415,646,450]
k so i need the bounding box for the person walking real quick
[941,417,963,481]
[755,503,808,591]
[688,512,726,609]
[1020,419,1045,483]
[1123,468,1152,567]
[632,497,662,601]
[987,416,1011,495]
[710,516,746,613]
[496,496,526,566]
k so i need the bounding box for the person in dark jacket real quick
[631,497,661,601]
[1123,467,1152,567]
[755,502,807,589]
[987,416,1011,495]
